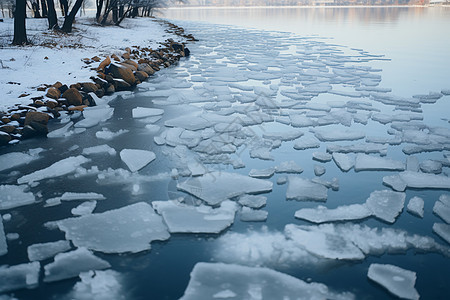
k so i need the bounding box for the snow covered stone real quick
[354,154,405,172]
[180,262,353,300]
[433,223,450,245]
[332,153,354,172]
[44,248,110,283]
[295,204,372,224]
[0,185,35,210]
[238,195,267,208]
[0,217,6,256]
[17,156,90,184]
[132,107,164,119]
[433,195,450,224]
[367,264,419,300]
[240,207,268,222]
[286,177,328,201]
[152,200,237,234]
[0,261,40,293]
[406,197,424,218]
[27,240,72,261]
[383,171,450,192]
[177,172,273,206]
[365,190,405,223]
[120,149,156,172]
[54,202,169,253]
[312,127,365,142]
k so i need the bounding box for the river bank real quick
[0,17,195,146]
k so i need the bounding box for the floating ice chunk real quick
[165,114,212,131]
[332,153,354,172]
[120,149,156,172]
[177,172,272,206]
[249,168,275,178]
[383,171,450,192]
[286,177,328,201]
[0,217,6,256]
[367,264,419,300]
[406,156,420,172]
[95,128,129,140]
[60,192,105,202]
[152,200,237,234]
[327,143,387,155]
[0,185,35,210]
[366,135,402,145]
[312,127,365,142]
[0,149,42,172]
[290,114,316,127]
[27,240,72,261]
[65,270,124,300]
[53,202,169,253]
[131,107,164,119]
[314,165,326,176]
[249,147,274,161]
[180,262,353,300]
[407,197,424,218]
[433,195,450,224]
[238,195,266,209]
[75,106,114,128]
[365,190,405,223]
[213,289,236,299]
[354,154,405,172]
[0,261,40,293]
[420,160,442,174]
[295,204,371,223]
[262,130,303,141]
[82,145,116,156]
[17,156,90,184]
[44,248,110,283]
[275,161,303,173]
[285,224,365,260]
[312,152,332,162]
[47,121,74,138]
[433,223,450,245]
[240,207,268,222]
[72,201,97,216]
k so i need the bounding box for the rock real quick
[122,52,130,60]
[112,79,131,91]
[106,84,115,94]
[58,84,69,94]
[46,99,59,109]
[111,54,120,62]
[119,62,137,71]
[46,87,61,100]
[34,99,45,106]
[70,83,82,90]
[28,121,48,135]
[0,131,11,145]
[137,63,155,75]
[108,63,136,85]
[68,105,88,111]
[97,56,111,71]
[52,81,63,89]
[91,56,101,62]
[184,47,191,57]
[82,82,98,93]
[62,88,83,106]
[94,88,105,98]
[171,42,184,53]
[0,125,16,134]
[122,59,138,69]
[24,111,49,126]
[134,71,148,82]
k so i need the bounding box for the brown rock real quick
[97,56,111,71]
[1,117,11,124]
[68,105,88,111]
[34,100,45,106]
[112,79,131,91]
[138,58,149,64]
[122,60,138,69]
[0,125,16,134]
[24,111,49,126]
[62,88,83,106]
[119,62,137,72]
[134,71,149,82]
[95,88,105,98]
[70,83,82,90]
[106,84,115,94]
[91,56,101,62]
[11,113,21,121]
[52,81,63,89]
[82,82,98,93]
[137,63,155,76]
[108,63,136,85]
[111,54,120,62]
[122,52,130,60]
[46,99,59,109]
[125,47,131,53]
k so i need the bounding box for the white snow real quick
[0,185,35,210]
[27,240,72,261]
[354,154,405,172]
[44,247,111,283]
[180,262,353,300]
[365,190,405,223]
[295,204,372,223]
[17,155,90,184]
[119,149,156,172]
[0,261,40,293]
[53,202,169,253]
[367,264,419,300]
[407,197,424,218]
[286,177,328,201]
[152,200,238,234]
[132,107,164,119]
[177,172,273,206]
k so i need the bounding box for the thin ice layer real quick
[0,185,35,210]
[54,202,169,253]
[17,156,90,184]
[367,264,419,300]
[177,172,273,205]
[152,200,237,234]
[180,262,354,300]
[120,149,156,172]
[27,240,72,261]
[0,261,40,293]
[44,247,111,283]
[365,190,405,223]
[65,270,125,300]
[295,204,372,223]
[286,177,328,201]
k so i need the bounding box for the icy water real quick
[1,6,450,300]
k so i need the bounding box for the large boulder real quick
[46,87,61,100]
[137,63,155,76]
[82,82,98,93]
[134,71,149,82]
[24,111,49,126]
[108,63,136,85]
[62,88,83,106]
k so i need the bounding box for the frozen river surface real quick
[1,7,450,300]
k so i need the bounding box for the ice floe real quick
[365,190,405,223]
[286,177,328,201]
[433,223,450,245]
[177,172,272,206]
[312,127,365,142]
[314,165,326,176]
[238,194,267,209]
[119,149,156,172]
[0,148,43,172]
[82,145,116,156]
[0,217,6,256]
[0,185,35,210]
[275,160,303,173]
[95,128,129,140]
[295,204,372,223]
[354,154,405,172]
[180,262,354,300]
[27,240,72,261]
[407,197,424,218]
[131,107,164,118]
[75,106,114,128]
[63,270,125,300]
[0,261,40,293]
[433,194,450,224]
[152,200,237,233]
[367,264,419,300]
[383,171,450,192]
[332,153,354,172]
[44,247,110,283]
[72,201,97,216]
[52,202,169,253]
[240,207,268,222]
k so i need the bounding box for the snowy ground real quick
[0,16,182,114]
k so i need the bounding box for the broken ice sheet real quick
[433,223,450,245]
[74,106,114,128]
[367,263,419,300]
[312,126,365,142]
[365,190,405,224]
[354,154,405,172]
[275,160,303,173]
[0,185,35,210]
[152,200,237,234]
[52,202,169,253]
[332,153,355,172]
[0,261,40,293]
[238,194,267,208]
[71,201,97,216]
[433,194,450,224]
[120,149,156,172]
[131,107,164,118]
[0,148,43,172]
[44,247,110,283]
[249,168,275,178]
[177,172,273,206]
[295,204,372,224]
[240,207,268,222]
[407,197,424,218]
[27,240,72,261]
[82,145,116,156]
[286,177,328,201]
[383,171,450,192]
[95,128,129,140]
[1,216,6,256]
[180,262,354,300]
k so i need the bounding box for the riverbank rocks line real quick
[0,20,193,146]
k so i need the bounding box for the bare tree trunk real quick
[13,0,28,45]
[61,0,83,33]
[59,0,68,16]
[41,0,47,17]
[95,0,103,21]
[46,0,59,29]
[112,4,118,23]
[32,2,41,18]
[115,4,132,26]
